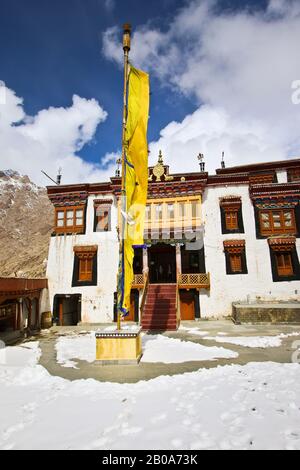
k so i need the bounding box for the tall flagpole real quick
[117,23,131,331]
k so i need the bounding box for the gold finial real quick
[158,150,164,165]
[123,23,131,52]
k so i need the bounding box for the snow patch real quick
[55,332,238,368]
[55,333,96,369]
[204,333,300,348]
[140,335,238,363]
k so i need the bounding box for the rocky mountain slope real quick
[0,170,53,278]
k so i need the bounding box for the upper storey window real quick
[258,208,296,236]
[94,199,113,232]
[288,168,300,182]
[55,206,85,234]
[220,197,244,234]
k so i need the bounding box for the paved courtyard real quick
[26,320,300,383]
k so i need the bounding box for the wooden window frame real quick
[72,246,98,287]
[55,205,85,234]
[275,252,293,277]
[224,240,248,275]
[220,198,244,234]
[259,209,296,236]
[229,253,243,273]
[225,210,239,231]
[78,256,94,282]
[268,237,300,282]
[288,168,300,182]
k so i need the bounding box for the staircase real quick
[141,284,178,331]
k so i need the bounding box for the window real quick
[178,202,185,219]
[168,203,175,220]
[156,204,163,221]
[56,211,65,228]
[145,205,151,221]
[268,237,300,282]
[55,206,85,234]
[72,246,98,287]
[259,209,296,236]
[96,209,109,232]
[275,253,293,277]
[288,168,300,182]
[79,257,93,282]
[220,197,244,234]
[225,211,238,231]
[229,253,242,273]
[94,201,112,232]
[191,201,199,219]
[223,240,248,275]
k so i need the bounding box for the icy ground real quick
[1,342,300,450]
[55,333,238,369]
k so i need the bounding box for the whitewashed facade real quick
[46,157,300,326]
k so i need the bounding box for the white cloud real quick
[103,0,300,172]
[0,84,116,185]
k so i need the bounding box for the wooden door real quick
[180,291,195,320]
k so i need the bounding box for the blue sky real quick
[0,0,195,166]
[0,0,299,184]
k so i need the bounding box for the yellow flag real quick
[118,66,150,316]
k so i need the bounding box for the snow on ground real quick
[203,333,300,348]
[179,326,210,336]
[55,333,238,368]
[0,343,300,450]
[140,335,238,363]
[56,333,96,368]
[0,342,41,368]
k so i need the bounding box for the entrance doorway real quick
[180,291,195,320]
[149,244,176,284]
[179,290,201,320]
[53,295,81,326]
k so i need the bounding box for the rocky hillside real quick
[0,170,53,278]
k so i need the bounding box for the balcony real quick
[177,273,210,290]
[132,274,146,290]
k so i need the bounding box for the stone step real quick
[142,315,177,320]
[144,302,176,309]
[143,309,177,315]
[142,324,178,331]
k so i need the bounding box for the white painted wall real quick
[201,184,300,318]
[39,288,50,314]
[46,193,119,323]
[47,183,300,323]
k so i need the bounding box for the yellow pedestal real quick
[95,329,142,365]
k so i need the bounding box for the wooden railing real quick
[132,274,146,289]
[177,273,210,290]
[139,272,149,322]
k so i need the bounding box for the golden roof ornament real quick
[158,149,164,165]
[152,150,165,181]
[148,150,174,182]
